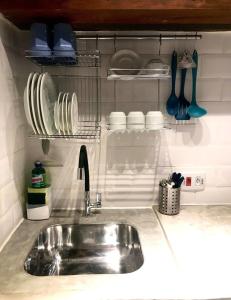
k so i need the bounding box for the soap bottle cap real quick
[34,161,43,168]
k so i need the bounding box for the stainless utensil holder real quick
[159,185,180,215]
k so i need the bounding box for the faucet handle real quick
[96,193,102,208]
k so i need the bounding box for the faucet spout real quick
[78,145,102,216]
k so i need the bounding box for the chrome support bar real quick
[75,33,202,40]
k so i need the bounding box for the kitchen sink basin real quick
[24,223,144,276]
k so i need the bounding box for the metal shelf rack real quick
[25,48,101,140]
[25,50,100,67]
[107,68,171,80]
[29,125,101,140]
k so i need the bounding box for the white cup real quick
[109,112,126,125]
[145,111,164,129]
[127,111,145,125]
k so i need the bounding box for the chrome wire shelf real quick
[107,68,171,80]
[29,125,101,140]
[26,72,101,140]
[25,50,100,67]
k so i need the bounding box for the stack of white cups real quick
[109,111,164,130]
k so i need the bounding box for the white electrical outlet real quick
[181,173,206,192]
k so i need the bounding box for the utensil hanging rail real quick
[76,33,202,40]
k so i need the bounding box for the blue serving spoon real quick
[188,50,207,118]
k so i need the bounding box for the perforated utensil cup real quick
[159,185,180,215]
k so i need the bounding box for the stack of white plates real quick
[24,72,57,135]
[24,72,78,136]
[54,92,78,135]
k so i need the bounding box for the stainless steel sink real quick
[24,223,144,276]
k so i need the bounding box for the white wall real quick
[0,14,34,249]
[25,32,231,209]
[0,15,230,249]
[98,33,231,207]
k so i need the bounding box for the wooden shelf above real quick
[1,0,231,31]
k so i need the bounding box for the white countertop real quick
[1,206,231,300]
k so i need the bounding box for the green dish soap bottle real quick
[31,161,47,188]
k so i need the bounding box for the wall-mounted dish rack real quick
[28,74,101,140]
[25,49,101,141]
[25,33,202,140]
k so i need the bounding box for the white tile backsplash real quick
[0,14,27,249]
[23,31,231,210]
[1,11,231,248]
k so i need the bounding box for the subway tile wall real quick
[0,14,35,249]
[26,31,231,209]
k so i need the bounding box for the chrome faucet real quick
[77,145,101,216]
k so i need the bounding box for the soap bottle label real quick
[32,174,45,188]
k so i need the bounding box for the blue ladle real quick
[166,51,178,115]
[175,68,190,120]
[188,50,207,118]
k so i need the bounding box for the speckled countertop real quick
[1,206,231,300]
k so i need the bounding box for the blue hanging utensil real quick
[188,50,207,118]
[166,51,178,115]
[175,68,191,120]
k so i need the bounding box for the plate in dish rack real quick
[36,73,47,135]
[40,72,57,135]
[30,72,41,134]
[54,92,63,133]
[24,72,37,134]
[110,49,142,75]
[61,92,67,135]
[65,92,71,135]
[69,92,78,134]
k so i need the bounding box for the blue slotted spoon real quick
[175,68,190,120]
[188,50,207,118]
[166,50,178,115]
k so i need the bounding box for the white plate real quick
[54,102,58,131]
[23,88,31,127]
[24,72,37,133]
[69,92,78,134]
[58,92,65,135]
[54,92,64,132]
[58,93,64,134]
[36,74,47,135]
[40,73,57,135]
[30,73,41,134]
[65,93,70,135]
[60,93,67,134]
[110,49,142,75]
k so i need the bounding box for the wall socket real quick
[181,173,206,192]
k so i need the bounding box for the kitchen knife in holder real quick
[159,185,180,215]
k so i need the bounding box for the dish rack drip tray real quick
[28,123,101,140]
